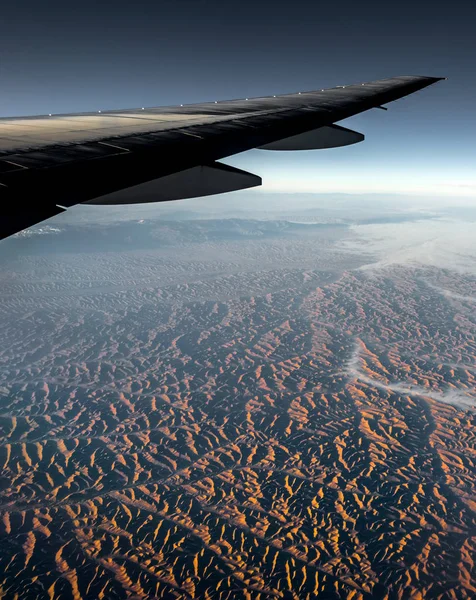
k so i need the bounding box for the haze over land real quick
[0,194,475,599]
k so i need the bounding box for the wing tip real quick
[412,75,447,83]
[398,75,447,92]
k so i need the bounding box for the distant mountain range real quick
[5,218,349,255]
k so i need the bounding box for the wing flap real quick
[259,124,364,150]
[87,162,262,205]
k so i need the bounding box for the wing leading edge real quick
[0,75,444,240]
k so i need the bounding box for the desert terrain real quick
[0,214,475,599]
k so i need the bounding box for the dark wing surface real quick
[0,75,444,239]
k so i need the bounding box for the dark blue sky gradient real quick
[1,0,474,196]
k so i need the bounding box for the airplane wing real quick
[0,75,444,240]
